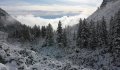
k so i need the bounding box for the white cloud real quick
[68,0,102,6]
[1,4,97,17]
[1,0,103,29]
[15,14,87,30]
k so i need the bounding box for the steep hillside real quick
[0,8,20,26]
[88,0,120,22]
[71,0,120,33]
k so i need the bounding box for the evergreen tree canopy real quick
[45,23,54,46]
[77,19,89,48]
[56,21,63,47]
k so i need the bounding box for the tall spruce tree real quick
[41,26,46,38]
[110,10,120,66]
[112,10,120,51]
[62,29,68,47]
[96,21,102,47]
[81,19,89,48]
[21,25,31,41]
[99,17,108,47]
[73,31,76,41]
[109,16,114,52]
[56,21,63,47]
[77,19,89,48]
[32,25,41,38]
[89,20,98,49]
[45,23,54,46]
[76,19,82,47]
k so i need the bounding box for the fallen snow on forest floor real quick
[0,42,93,70]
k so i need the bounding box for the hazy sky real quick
[0,0,102,18]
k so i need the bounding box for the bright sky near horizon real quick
[0,0,102,18]
[0,0,103,29]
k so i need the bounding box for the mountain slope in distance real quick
[87,0,120,22]
[0,8,21,26]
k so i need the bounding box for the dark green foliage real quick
[99,17,108,46]
[108,17,114,52]
[109,11,120,52]
[76,19,82,47]
[32,25,41,38]
[7,23,42,42]
[76,18,108,49]
[57,21,63,47]
[8,24,32,41]
[89,20,98,49]
[108,10,120,67]
[62,30,68,47]
[73,31,76,41]
[76,19,90,48]
[0,21,4,31]
[56,21,68,47]
[112,10,120,50]
[41,26,47,38]
[45,23,54,46]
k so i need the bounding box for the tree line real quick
[0,20,67,47]
[0,10,120,52]
[76,10,120,54]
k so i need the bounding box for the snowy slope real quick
[0,41,93,70]
[0,8,21,26]
[71,0,120,32]
[0,63,8,70]
[87,0,120,22]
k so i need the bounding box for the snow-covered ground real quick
[0,41,94,70]
[1,40,119,70]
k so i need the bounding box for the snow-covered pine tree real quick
[56,21,63,47]
[76,19,82,47]
[41,26,46,38]
[32,25,41,38]
[97,17,108,48]
[112,10,120,51]
[108,16,114,52]
[89,20,98,49]
[45,23,54,46]
[76,19,89,48]
[73,31,76,41]
[111,10,120,67]
[96,21,102,47]
[62,29,68,47]
[101,17,108,46]
[81,19,90,48]
[21,25,31,41]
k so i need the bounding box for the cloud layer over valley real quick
[15,14,86,30]
[0,0,103,29]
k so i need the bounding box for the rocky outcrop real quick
[100,0,117,8]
